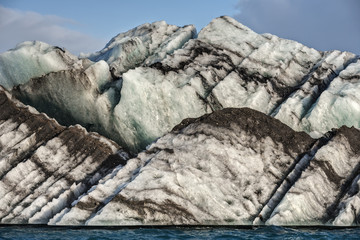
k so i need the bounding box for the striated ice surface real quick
[267,127,360,226]
[272,51,357,132]
[102,15,329,150]
[0,87,129,224]
[12,59,115,137]
[54,108,316,225]
[198,16,322,87]
[53,155,145,225]
[50,108,360,226]
[301,59,360,134]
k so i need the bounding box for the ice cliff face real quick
[1,16,360,226]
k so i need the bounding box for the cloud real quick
[0,6,106,55]
[234,0,360,54]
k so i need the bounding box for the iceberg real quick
[1,16,360,226]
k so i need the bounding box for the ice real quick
[112,67,208,151]
[84,60,113,89]
[332,175,360,226]
[0,41,81,89]
[0,129,121,223]
[29,183,85,224]
[0,159,43,222]
[144,25,196,65]
[108,16,328,151]
[273,51,358,132]
[333,196,360,226]
[0,87,126,224]
[0,22,198,153]
[198,16,266,57]
[2,16,359,155]
[267,130,359,225]
[0,137,72,223]
[240,36,321,87]
[301,59,360,133]
[12,60,115,137]
[2,16,360,226]
[76,108,316,225]
[212,71,274,114]
[106,15,325,151]
[0,121,30,153]
[253,145,320,225]
[88,36,149,78]
[53,156,145,225]
[83,21,196,77]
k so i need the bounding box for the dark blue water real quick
[1,226,360,240]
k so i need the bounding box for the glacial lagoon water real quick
[1,226,360,240]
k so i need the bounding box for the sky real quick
[0,0,359,55]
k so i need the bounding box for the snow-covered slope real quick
[0,87,129,224]
[1,16,359,153]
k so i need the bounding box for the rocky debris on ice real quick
[0,87,129,224]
